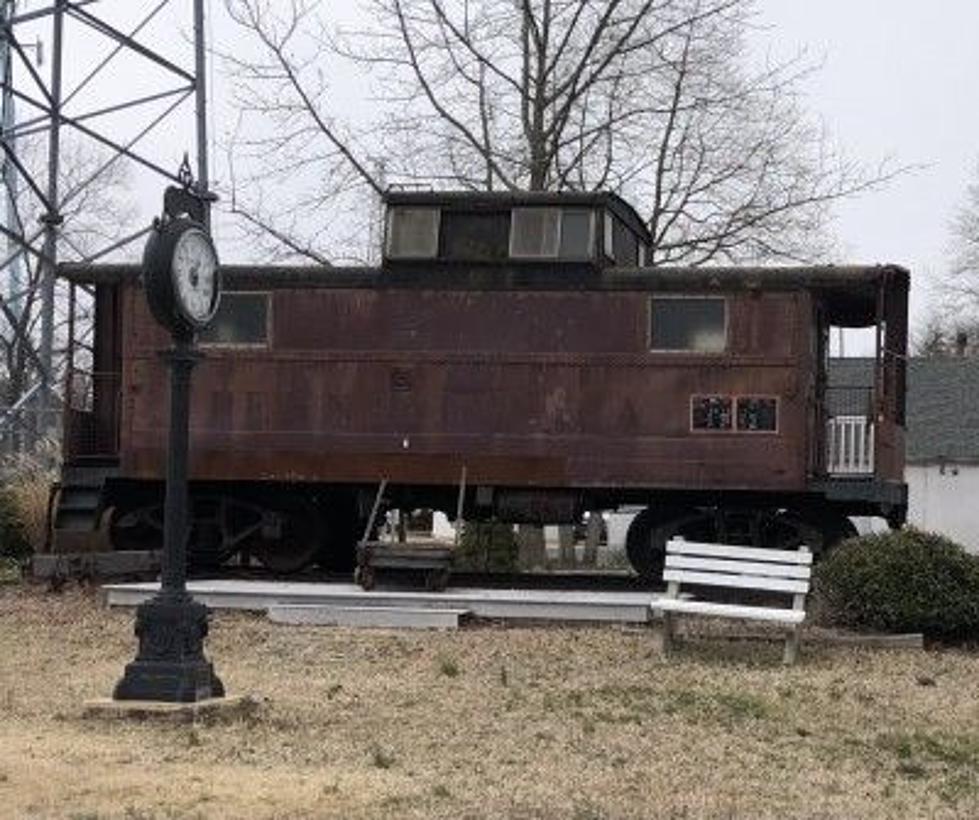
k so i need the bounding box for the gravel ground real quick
[1,583,978,819]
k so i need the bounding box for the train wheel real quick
[625,506,837,583]
[109,503,164,551]
[189,496,267,569]
[251,499,322,573]
[625,507,702,584]
[778,509,857,559]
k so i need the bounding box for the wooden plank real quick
[813,632,924,650]
[667,538,812,565]
[663,569,809,594]
[665,554,812,580]
[651,598,806,624]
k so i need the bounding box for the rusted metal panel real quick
[119,282,811,493]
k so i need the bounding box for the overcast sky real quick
[756,0,979,329]
[16,0,979,337]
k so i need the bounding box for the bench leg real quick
[656,611,675,654]
[783,626,800,666]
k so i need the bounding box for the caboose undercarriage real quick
[60,469,905,581]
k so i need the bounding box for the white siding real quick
[906,463,979,554]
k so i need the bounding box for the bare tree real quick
[221,0,900,265]
[945,160,979,311]
[916,160,979,356]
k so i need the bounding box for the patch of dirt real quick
[1,583,978,819]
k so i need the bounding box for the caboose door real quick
[90,282,122,456]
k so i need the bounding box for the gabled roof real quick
[829,357,979,463]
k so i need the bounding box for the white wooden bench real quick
[652,538,813,665]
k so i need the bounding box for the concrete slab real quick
[82,694,257,724]
[104,579,657,624]
[268,604,470,629]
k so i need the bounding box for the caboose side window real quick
[559,209,594,258]
[510,207,595,259]
[691,395,733,431]
[199,292,270,347]
[510,208,560,257]
[736,396,778,432]
[649,297,727,353]
[440,210,510,260]
[386,207,440,258]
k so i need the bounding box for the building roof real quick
[829,357,979,463]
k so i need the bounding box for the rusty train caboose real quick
[53,190,909,579]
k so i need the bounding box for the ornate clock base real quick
[114,595,224,703]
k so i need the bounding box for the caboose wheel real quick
[109,503,164,552]
[625,506,843,583]
[625,507,700,584]
[778,509,857,558]
[250,499,322,573]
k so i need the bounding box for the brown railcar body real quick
[54,190,909,575]
[119,283,814,492]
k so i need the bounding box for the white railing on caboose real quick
[826,415,875,475]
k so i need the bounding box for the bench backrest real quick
[664,538,812,594]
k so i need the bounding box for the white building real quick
[831,357,979,553]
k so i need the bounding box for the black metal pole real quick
[114,334,223,702]
[158,337,195,600]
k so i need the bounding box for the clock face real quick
[171,227,218,325]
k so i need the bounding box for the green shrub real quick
[813,528,979,641]
[455,520,518,572]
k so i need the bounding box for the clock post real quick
[113,185,224,703]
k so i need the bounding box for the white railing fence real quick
[826,415,875,475]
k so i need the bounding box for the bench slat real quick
[665,554,812,580]
[652,598,806,625]
[663,569,810,594]
[666,539,812,565]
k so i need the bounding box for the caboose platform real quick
[103,579,657,625]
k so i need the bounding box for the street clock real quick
[143,217,220,337]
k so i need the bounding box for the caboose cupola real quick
[382,190,651,269]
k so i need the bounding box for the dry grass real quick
[1,583,978,819]
[1,454,55,553]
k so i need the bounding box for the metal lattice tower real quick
[0,0,212,455]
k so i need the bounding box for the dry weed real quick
[1,453,55,553]
[1,585,978,819]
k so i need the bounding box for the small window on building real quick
[510,208,560,257]
[386,207,440,258]
[650,297,727,352]
[199,292,269,346]
[558,209,593,258]
[691,395,733,431]
[736,396,778,432]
